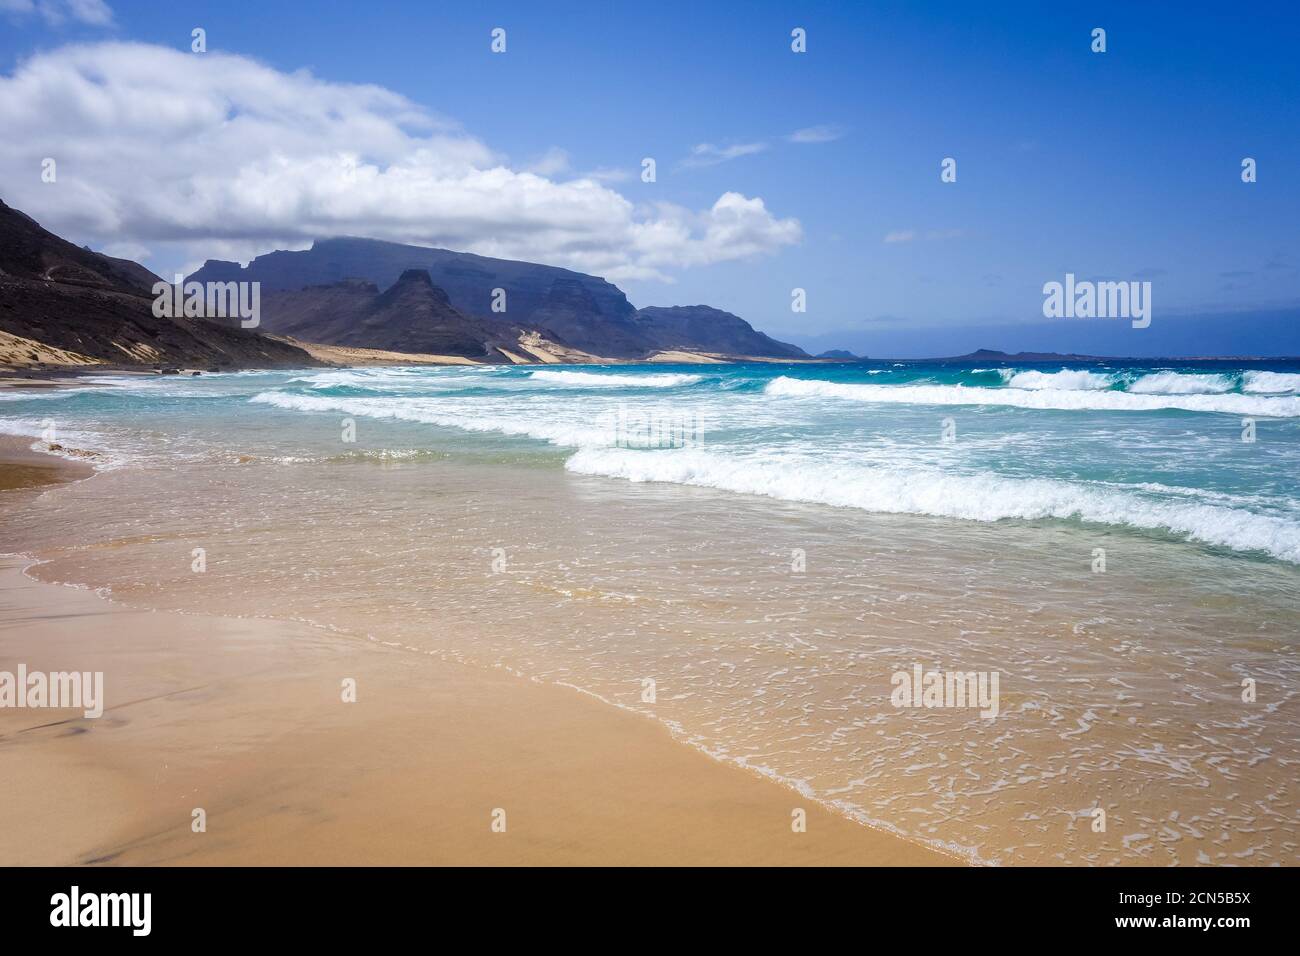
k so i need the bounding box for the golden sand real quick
[0,440,949,866]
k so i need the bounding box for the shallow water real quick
[3,361,1298,864]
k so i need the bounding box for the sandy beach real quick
[0,437,948,866]
[5,355,1297,867]
[0,434,93,491]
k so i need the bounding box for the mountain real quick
[83,246,164,290]
[190,237,646,356]
[529,276,650,357]
[632,306,806,359]
[261,271,507,358]
[0,198,318,369]
[190,237,805,360]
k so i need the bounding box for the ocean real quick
[3,359,1298,864]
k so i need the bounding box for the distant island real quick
[816,349,863,360]
[920,348,1300,365]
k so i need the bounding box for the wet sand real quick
[0,434,93,491]
[0,440,949,866]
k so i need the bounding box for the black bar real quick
[0,865,1285,943]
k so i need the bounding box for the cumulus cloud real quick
[0,42,800,282]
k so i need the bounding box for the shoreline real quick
[0,434,95,491]
[5,349,1297,388]
[0,438,953,866]
[0,349,843,383]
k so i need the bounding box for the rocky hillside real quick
[0,198,318,369]
[633,305,806,359]
[191,237,646,356]
[261,271,508,358]
[190,237,805,360]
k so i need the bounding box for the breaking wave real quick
[765,376,1300,416]
[565,447,1300,563]
[528,370,702,388]
[1127,372,1235,395]
[1000,369,1115,390]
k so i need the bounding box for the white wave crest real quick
[249,391,614,447]
[765,376,1300,416]
[1127,372,1234,395]
[1002,369,1115,390]
[528,370,701,388]
[565,447,1300,563]
[1243,371,1300,395]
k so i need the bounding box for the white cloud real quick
[679,141,768,168]
[626,193,802,277]
[1,0,113,26]
[787,124,845,144]
[0,42,799,282]
[883,228,964,244]
[581,166,631,184]
[524,146,570,177]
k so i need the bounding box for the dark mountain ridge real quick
[0,198,318,369]
[632,305,806,359]
[191,237,645,353]
[261,270,513,358]
[190,237,805,360]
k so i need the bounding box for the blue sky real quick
[1,0,1297,356]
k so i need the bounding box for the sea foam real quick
[1001,369,1115,390]
[765,375,1300,416]
[1243,371,1300,395]
[1127,371,1235,395]
[564,446,1300,563]
[249,390,611,447]
[529,370,702,388]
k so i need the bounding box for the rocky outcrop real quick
[259,270,502,358]
[0,198,319,369]
[527,277,652,357]
[633,305,805,359]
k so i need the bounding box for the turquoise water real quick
[7,360,1300,563]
